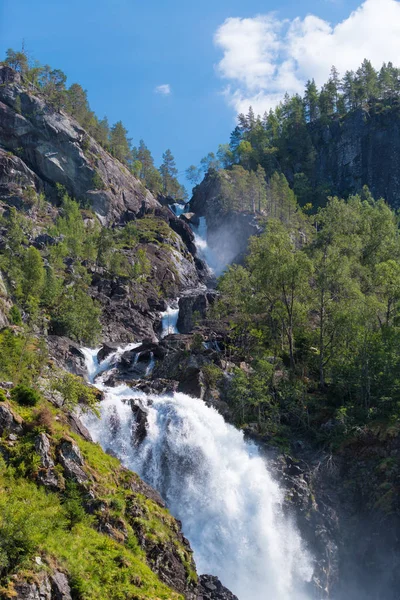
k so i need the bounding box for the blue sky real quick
[0,0,396,187]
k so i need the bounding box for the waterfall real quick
[192,216,226,276]
[160,301,180,337]
[82,348,314,600]
[171,202,187,217]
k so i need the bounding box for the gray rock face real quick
[177,290,217,334]
[0,66,159,223]
[197,575,239,600]
[0,402,23,436]
[35,432,54,468]
[0,270,11,329]
[130,400,149,446]
[190,172,262,265]
[58,438,88,484]
[13,571,72,600]
[50,571,72,600]
[312,108,400,208]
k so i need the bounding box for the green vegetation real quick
[10,384,41,407]
[52,372,100,414]
[214,189,400,445]
[0,390,193,599]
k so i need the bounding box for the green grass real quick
[0,394,194,598]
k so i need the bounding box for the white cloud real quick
[214,0,400,115]
[155,84,171,96]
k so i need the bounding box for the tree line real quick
[2,48,185,199]
[213,187,400,442]
[186,59,400,209]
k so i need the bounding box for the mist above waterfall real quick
[82,347,314,600]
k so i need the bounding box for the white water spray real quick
[160,301,180,337]
[192,216,227,276]
[82,347,314,600]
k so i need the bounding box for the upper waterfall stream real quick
[81,209,314,600]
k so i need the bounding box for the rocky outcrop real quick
[0,66,159,223]
[190,171,262,265]
[177,290,218,334]
[130,399,149,446]
[13,571,72,600]
[311,107,400,208]
[0,401,23,435]
[197,575,238,600]
[0,270,11,329]
[57,438,88,484]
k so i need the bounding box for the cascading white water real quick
[82,347,314,600]
[192,216,226,276]
[160,301,180,337]
[171,202,187,217]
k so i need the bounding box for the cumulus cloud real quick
[155,84,171,96]
[214,0,400,114]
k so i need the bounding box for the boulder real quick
[12,571,72,600]
[67,413,93,442]
[96,343,119,363]
[197,575,239,600]
[50,571,72,600]
[58,439,88,484]
[35,432,54,468]
[130,400,148,446]
[0,402,23,436]
[177,291,217,334]
[180,212,200,227]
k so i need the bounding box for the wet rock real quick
[58,439,88,484]
[178,367,205,399]
[130,400,148,446]
[134,378,179,395]
[180,212,200,227]
[96,343,119,363]
[0,402,23,436]
[197,575,239,600]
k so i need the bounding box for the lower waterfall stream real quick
[81,209,315,599]
[81,353,314,600]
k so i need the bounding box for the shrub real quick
[32,405,54,433]
[202,363,223,389]
[11,384,41,407]
[53,372,100,414]
[92,170,105,190]
[9,305,22,325]
[0,389,7,403]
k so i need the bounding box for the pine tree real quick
[304,79,319,122]
[109,121,131,164]
[159,149,179,197]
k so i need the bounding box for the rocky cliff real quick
[189,171,262,265]
[0,66,159,223]
[0,66,205,343]
[311,107,400,207]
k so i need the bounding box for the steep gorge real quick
[1,62,400,600]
